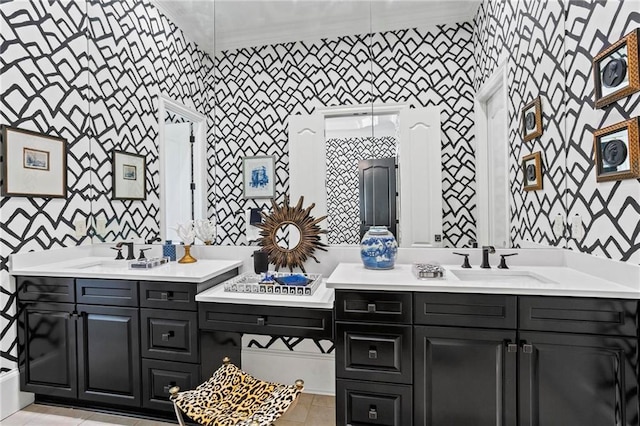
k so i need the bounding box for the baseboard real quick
[241,348,335,396]
[0,369,34,420]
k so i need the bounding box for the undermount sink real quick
[70,260,130,270]
[449,269,556,284]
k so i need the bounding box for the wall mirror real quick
[89,0,569,250]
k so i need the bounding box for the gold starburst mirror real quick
[257,196,328,272]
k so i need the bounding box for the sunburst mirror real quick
[256,196,328,272]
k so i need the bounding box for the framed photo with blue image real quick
[112,150,146,200]
[243,155,275,198]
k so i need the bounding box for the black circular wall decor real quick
[602,57,627,88]
[602,139,627,166]
[526,164,537,182]
[525,111,536,131]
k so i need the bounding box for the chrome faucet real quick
[116,241,135,260]
[480,246,495,269]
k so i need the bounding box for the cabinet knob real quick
[367,303,376,313]
[160,291,173,301]
[369,406,378,420]
[161,331,174,341]
[257,317,266,326]
[163,381,177,394]
[507,343,518,353]
[522,344,533,354]
[368,349,378,359]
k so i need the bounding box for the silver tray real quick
[223,272,322,296]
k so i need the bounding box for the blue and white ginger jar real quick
[360,226,398,270]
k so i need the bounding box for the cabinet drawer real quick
[336,291,412,324]
[337,379,412,426]
[519,296,638,336]
[142,359,200,412]
[139,281,197,311]
[414,293,517,329]
[76,279,138,307]
[17,276,75,303]
[141,309,198,363]
[199,303,333,340]
[336,322,412,384]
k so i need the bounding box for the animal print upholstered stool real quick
[169,357,304,426]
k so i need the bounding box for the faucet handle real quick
[452,252,472,269]
[111,246,124,260]
[497,253,518,269]
[138,248,151,260]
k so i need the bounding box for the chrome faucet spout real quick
[480,245,495,269]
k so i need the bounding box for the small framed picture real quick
[243,155,275,198]
[521,97,543,142]
[1,126,67,198]
[522,151,543,191]
[112,150,146,200]
[593,117,639,182]
[593,29,640,109]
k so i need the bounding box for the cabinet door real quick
[519,331,639,426]
[414,326,517,426]
[77,305,141,407]
[18,303,77,398]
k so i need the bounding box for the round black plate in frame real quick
[601,139,627,167]
[526,163,536,183]
[525,111,536,131]
[601,58,627,88]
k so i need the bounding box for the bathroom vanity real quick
[327,262,640,426]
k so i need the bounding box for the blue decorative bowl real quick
[360,226,398,270]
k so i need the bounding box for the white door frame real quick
[157,94,207,241]
[474,61,509,247]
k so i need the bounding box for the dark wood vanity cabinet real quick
[335,290,640,426]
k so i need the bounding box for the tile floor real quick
[0,394,335,426]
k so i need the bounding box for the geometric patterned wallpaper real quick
[325,136,397,245]
[0,0,213,373]
[213,21,477,248]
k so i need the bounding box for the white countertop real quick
[196,279,335,309]
[10,256,243,283]
[326,263,640,299]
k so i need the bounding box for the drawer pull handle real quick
[522,344,533,354]
[507,343,518,353]
[368,349,378,359]
[367,303,376,313]
[162,331,175,341]
[160,291,174,301]
[257,317,265,326]
[163,381,177,394]
[369,407,378,420]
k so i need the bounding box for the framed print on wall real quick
[243,155,275,199]
[1,126,67,198]
[522,151,543,191]
[112,150,147,200]
[593,29,639,109]
[593,117,639,182]
[521,97,543,142]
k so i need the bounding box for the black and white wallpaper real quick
[0,0,213,373]
[325,136,397,245]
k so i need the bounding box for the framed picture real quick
[593,117,639,182]
[522,151,543,191]
[112,150,146,200]
[593,29,640,109]
[1,126,67,198]
[521,97,543,142]
[243,155,275,199]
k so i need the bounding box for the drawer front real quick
[337,379,412,426]
[199,303,333,340]
[414,293,517,329]
[139,281,197,311]
[141,309,198,362]
[336,322,412,384]
[76,279,138,307]
[142,359,200,411]
[336,291,412,324]
[18,276,75,303]
[519,296,638,336]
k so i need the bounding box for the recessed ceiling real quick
[151,0,481,56]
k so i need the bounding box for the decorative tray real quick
[128,256,171,269]
[223,272,322,296]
